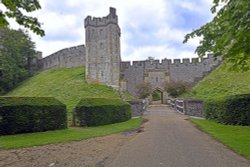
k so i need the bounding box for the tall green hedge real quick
[205,94,250,125]
[74,98,131,126]
[0,97,67,135]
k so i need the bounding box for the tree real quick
[0,27,36,94]
[136,82,152,98]
[164,81,191,98]
[183,0,250,71]
[0,0,44,36]
[147,56,154,61]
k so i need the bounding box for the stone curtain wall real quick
[38,45,85,70]
[169,54,222,83]
[84,7,121,89]
[120,55,222,96]
[120,61,144,95]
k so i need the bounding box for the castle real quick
[34,7,222,99]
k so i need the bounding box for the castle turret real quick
[84,7,121,89]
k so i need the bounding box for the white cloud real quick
[123,45,199,62]
[7,0,213,60]
[40,13,77,34]
[155,27,187,43]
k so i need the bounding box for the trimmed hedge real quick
[74,98,131,126]
[0,97,67,135]
[205,94,250,125]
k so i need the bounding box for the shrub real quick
[0,97,67,135]
[136,82,152,98]
[165,81,191,97]
[74,98,131,126]
[205,94,250,125]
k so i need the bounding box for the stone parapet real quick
[38,45,85,70]
[169,98,204,117]
[84,7,118,28]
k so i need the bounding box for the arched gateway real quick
[152,87,164,104]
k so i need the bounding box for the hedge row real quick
[0,97,67,135]
[205,94,250,125]
[74,98,131,126]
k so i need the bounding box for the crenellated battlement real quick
[85,7,121,88]
[121,54,222,95]
[120,54,222,71]
[38,45,85,70]
[84,7,118,28]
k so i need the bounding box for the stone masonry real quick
[37,45,85,70]
[120,54,222,96]
[84,7,121,89]
[34,7,222,96]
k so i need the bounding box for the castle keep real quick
[35,7,222,97]
[84,8,121,89]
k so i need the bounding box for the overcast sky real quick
[9,0,214,61]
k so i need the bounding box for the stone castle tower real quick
[84,7,121,89]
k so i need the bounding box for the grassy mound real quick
[6,66,120,123]
[184,62,250,100]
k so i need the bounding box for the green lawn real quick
[6,66,120,124]
[0,118,142,149]
[191,119,250,159]
[183,61,250,100]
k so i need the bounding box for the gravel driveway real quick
[0,131,137,167]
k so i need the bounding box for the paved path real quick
[108,105,250,167]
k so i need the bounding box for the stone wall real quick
[169,54,222,83]
[120,61,144,95]
[169,98,204,117]
[85,7,121,89]
[120,54,222,96]
[127,98,149,117]
[184,99,204,117]
[38,45,85,70]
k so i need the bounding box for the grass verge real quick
[0,118,142,149]
[191,118,250,160]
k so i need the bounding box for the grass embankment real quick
[191,119,250,159]
[0,118,142,149]
[183,62,250,100]
[185,61,250,159]
[6,66,120,123]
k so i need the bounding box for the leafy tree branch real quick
[0,0,44,36]
[184,0,250,71]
